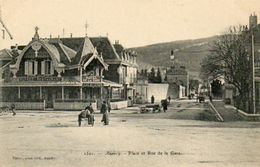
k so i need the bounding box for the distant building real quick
[135,72,148,103]
[165,65,189,99]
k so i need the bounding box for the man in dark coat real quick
[161,99,168,112]
[100,101,109,125]
[78,109,89,127]
[151,95,155,104]
[11,103,16,116]
[85,103,95,126]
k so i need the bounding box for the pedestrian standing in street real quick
[11,103,16,116]
[85,103,95,126]
[151,95,155,104]
[161,99,168,112]
[167,96,171,103]
[100,101,109,125]
[107,99,111,113]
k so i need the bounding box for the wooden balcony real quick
[82,75,102,83]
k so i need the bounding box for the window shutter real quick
[28,61,33,75]
[34,61,38,75]
[25,61,28,75]
[41,61,45,75]
[50,61,54,75]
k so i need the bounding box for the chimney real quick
[249,13,257,29]
[70,33,73,38]
[115,40,119,44]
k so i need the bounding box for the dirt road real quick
[1,101,260,167]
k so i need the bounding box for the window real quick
[45,60,51,74]
[41,60,53,75]
[24,60,38,75]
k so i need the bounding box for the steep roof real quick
[57,37,122,63]
[0,49,13,60]
[71,36,96,65]
[113,43,124,54]
[59,37,84,52]
[90,37,121,61]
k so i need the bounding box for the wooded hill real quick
[130,36,219,79]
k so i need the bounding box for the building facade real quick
[165,65,189,99]
[0,28,138,110]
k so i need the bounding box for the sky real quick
[0,0,260,49]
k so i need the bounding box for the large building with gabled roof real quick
[0,27,138,110]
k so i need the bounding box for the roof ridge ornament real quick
[85,20,89,37]
[33,26,40,40]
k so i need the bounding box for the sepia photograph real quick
[1,0,260,166]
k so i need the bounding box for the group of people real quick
[78,101,111,127]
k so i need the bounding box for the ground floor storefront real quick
[0,85,129,110]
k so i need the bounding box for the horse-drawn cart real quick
[140,104,161,113]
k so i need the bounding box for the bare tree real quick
[200,26,251,112]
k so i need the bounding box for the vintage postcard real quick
[1,0,260,166]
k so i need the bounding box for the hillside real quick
[130,36,218,78]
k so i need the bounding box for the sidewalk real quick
[212,100,244,121]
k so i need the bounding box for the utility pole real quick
[0,5,13,40]
[251,30,256,114]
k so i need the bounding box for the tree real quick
[148,67,156,83]
[200,26,251,112]
[155,68,162,83]
[211,79,223,98]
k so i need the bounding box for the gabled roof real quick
[57,37,122,63]
[44,42,61,62]
[114,43,124,55]
[71,36,96,65]
[11,39,65,70]
[0,49,13,60]
[60,43,77,60]
[90,37,121,62]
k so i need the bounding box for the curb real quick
[208,101,224,122]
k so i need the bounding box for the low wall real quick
[0,102,44,110]
[54,101,97,111]
[110,100,128,110]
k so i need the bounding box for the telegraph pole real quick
[251,30,256,114]
[0,5,13,40]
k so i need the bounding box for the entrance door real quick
[46,90,53,108]
[43,88,54,108]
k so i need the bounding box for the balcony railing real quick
[82,75,102,83]
[5,76,62,82]
[3,75,104,84]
